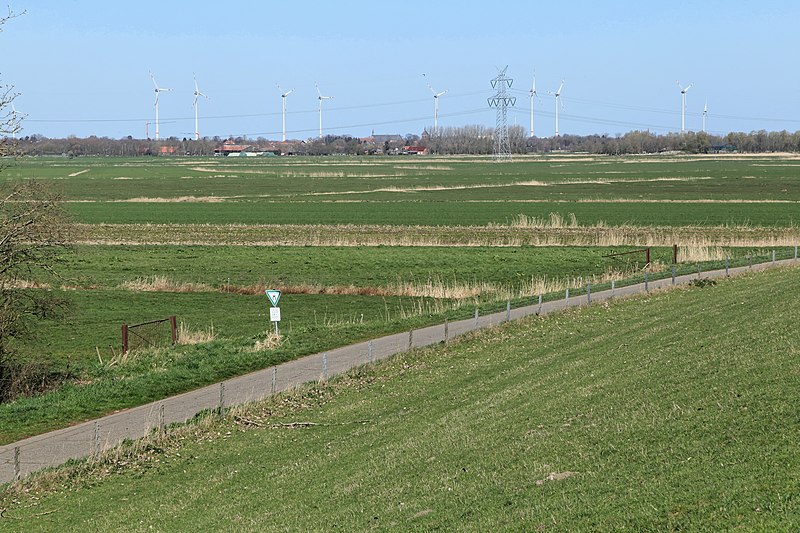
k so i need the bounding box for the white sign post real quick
[266,290,282,335]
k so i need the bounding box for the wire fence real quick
[1,248,797,485]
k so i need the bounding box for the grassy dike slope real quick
[3,268,799,531]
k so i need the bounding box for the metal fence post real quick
[218,382,225,417]
[565,288,569,304]
[537,293,542,315]
[795,245,798,260]
[697,263,701,278]
[13,446,20,480]
[611,280,615,297]
[271,367,277,393]
[159,403,165,435]
[368,340,373,363]
[93,422,100,459]
[408,330,413,350]
[772,249,776,264]
[725,257,729,276]
[644,271,649,292]
[586,283,591,304]
[322,353,328,380]
[505,301,511,322]
[444,319,449,342]
[748,253,752,269]
[474,308,479,327]
[671,266,676,285]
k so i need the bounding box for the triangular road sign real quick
[265,290,281,307]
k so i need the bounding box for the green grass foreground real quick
[4,267,798,530]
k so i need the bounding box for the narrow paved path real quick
[0,258,795,484]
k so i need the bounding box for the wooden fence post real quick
[121,324,128,355]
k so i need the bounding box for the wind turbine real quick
[528,72,538,137]
[150,72,172,141]
[702,99,708,133]
[315,83,333,139]
[677,81,692,133]
[192,75,209,141]
[551,80,565,137]
[277,84,293,142]
[423,75,447,135]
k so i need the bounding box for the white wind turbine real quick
[315,83,333,139]
[150,72,172,141]
[677,81,693,133]
[528,72,538,137]
[702,99,708,133]
[423,75,447,135]
[192,75,209,141]
[277,84,293,142]
[551,80,565,137]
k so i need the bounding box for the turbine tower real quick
[277,84,293,142]
[528,72,537,137]
[552,80,565,137]
[315,83,333,139]
[487,66,516,161]
[677,81,693,133]
[192,75,209,141]
[427,84,447,135]
[150,72,172,141]
[702,99,708,133]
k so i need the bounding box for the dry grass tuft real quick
[677,243,727,262]
[120,276,212,293]
[177,321,216,345]
[500,212,584,229]
[0,278,52,290]
[248,333,283,352]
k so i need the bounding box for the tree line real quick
[10,127,800,157]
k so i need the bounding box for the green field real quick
[4,155,800,227]
[2,153,798,444]
[4,267,798,530]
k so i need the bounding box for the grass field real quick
[2,153,798,446]
[3,267,798,530]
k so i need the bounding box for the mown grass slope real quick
[4,267,798,531]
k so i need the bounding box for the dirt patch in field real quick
[535,471,577,486]
[116,196,229,203]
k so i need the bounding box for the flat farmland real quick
[4,154,800,229]
[2,153,798,444]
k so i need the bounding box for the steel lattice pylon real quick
[488,66,516,161]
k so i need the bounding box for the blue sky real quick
[4,1,800,139]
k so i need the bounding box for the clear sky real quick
[3,0,800,140]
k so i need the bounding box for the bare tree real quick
[0,8,74,401]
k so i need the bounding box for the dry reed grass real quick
[0,278,52,289]
[77,222,800,249]
[177,321,216,345]
[120,276,213,293]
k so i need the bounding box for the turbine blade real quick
[685,83,693,92]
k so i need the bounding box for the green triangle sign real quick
[265,290,281,307]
